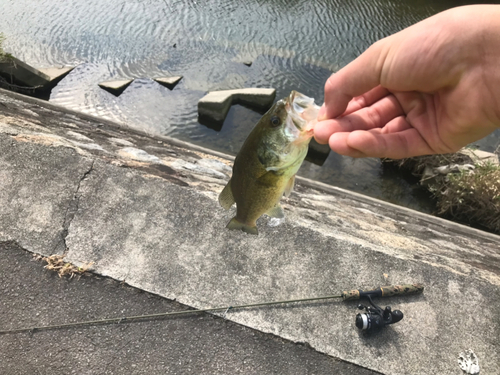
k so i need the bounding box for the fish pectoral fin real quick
[284,175,296,198]
[218,179,235,210]
[266,203,285,218]
[226,218,258,235]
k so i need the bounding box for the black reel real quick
[355,295,404,331]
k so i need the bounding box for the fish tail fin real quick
[226,218,258,235]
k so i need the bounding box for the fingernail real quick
[317,104,326,121]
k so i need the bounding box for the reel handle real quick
[342,283,424,301]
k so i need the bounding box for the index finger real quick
[321,39,390,120]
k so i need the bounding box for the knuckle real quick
[365,106,382,127]
[324,75,339,97]
[353,95,368,108]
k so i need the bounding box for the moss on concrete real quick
[0,33,12,62]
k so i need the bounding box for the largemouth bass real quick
[219,90,320,235]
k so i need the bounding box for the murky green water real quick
[1,0,499,212]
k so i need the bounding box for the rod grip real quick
[342,283,424,301]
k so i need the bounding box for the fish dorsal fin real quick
[219,179,235,210]
[284,175,296,198]
[266,203,285,218]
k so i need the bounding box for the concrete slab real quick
[1,88,499,374]
[0,58,73,94]
[461,148,499,165]
[198,88,276,127]
[0,241,377,375]
[38,66,74,82]
[62,158,499,375]
[98,79,134,96]
[154,76,183,90]
[0,137,94,255]
[0,56,51,88]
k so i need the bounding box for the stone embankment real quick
[0,56,73,93]
[1,88,499,375]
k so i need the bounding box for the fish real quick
[218,90,320,235]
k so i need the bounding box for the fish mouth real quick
[286,90,319,134]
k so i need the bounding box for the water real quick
[1,0,499,212]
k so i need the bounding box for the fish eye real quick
[270,116,281,127]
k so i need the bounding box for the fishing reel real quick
[341,284,423,332]
[355,295,404,331]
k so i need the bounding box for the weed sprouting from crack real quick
[35,254,94,278]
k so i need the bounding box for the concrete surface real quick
[0,241,377,375]
[38,66,74,82]
[0,135,93,255]
[154,76,183,90]
[0,56,51,88]
[98,79,134,96]
[1,88,499,375]
[461,148,500,165]
[0,57,73,92]
[198,88,276,124]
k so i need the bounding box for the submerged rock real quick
[98,79,133,96]
[154,76,183,90]
[198,88,276,129]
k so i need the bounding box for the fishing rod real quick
[0,283,423,335]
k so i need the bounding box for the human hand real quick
[314,5,500,159]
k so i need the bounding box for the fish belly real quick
[233,172,287,226]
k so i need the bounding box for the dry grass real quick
[437,163,500,233]
[385,153,472,175]
[385,152,500,234]
[35,254,94,278]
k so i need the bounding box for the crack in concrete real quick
[54,159,95,254]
